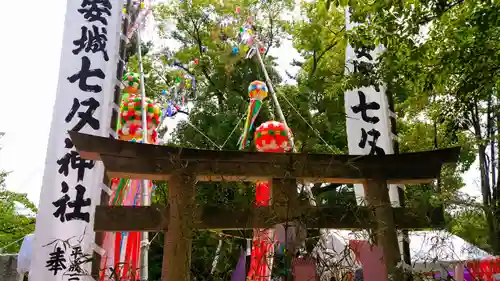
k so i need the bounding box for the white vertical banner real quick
[30,1,122,281]
[343,8,400,207]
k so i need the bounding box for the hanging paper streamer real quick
[247,121,293,281]
[238,24,253,46]
[238,81,268,150]
[230,250,247,281]
[161,100,189,120]
[125,0,153,39]
[155,59,198,128]
[159,86,190,122]
[184,73,196,91]
[232,46,239,55]
[100,72,161,281]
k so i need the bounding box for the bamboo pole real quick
[137,25,150,281]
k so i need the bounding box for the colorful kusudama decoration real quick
[238,80,268,149]
[122,72,141,95]
[254,121,292,153]
[247,121,293,281]
[99,72,161,281]
[118,95,162,143]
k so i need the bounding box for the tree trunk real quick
[473,97,499,254]
[478,144,499,253]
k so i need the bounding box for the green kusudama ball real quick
[122,72,141,94]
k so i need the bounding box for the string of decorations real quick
[114,2,338,279]
[207,229,323,243]
[157,59,198,120]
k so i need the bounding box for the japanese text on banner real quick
[30,1,121,280]
[343,8,400,206]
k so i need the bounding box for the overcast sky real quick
[0,0,482,207]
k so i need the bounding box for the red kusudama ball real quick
[254,121,293,153]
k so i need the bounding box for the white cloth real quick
[17,234,34,274]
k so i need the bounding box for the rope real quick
[207,229,322,242]
[254,45,296,151]
[186,120,222,149]
[220,111,247,150]
[277,91,337,153]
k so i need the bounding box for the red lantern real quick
[254,121,293,153]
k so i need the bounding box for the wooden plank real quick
[69,132,460,172]
[271,178,305,218]
[69,131,459,182]
[99,154,446,183]
[94,205,168,231]
[69,131,460,165]
[94,205,445,231]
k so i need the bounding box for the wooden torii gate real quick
[69,131,460,281]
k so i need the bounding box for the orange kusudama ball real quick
[254,121,293,153]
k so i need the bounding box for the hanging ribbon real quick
[238,98,263,149]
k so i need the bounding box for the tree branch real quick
[310,49,317,77]
[416,0,465,25]
[309,27,344,77]
[190,17,226,109]
[264,12,275,56]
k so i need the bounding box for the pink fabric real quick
[100,179,151,281]
[455,263,465,281]
[292,257,317,281]
[349,240,387,281]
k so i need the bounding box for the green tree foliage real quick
[148,0,296,279]
[448,206,491,252]
[342,0,498,251]
[125,0,500,278]
[142,0,356,279]
[0,171,37,253]
[282,1,347,153]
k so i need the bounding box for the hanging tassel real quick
[114,232,122,279]
[238,98,263,149]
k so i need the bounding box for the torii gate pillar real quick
[161,171,197,281]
